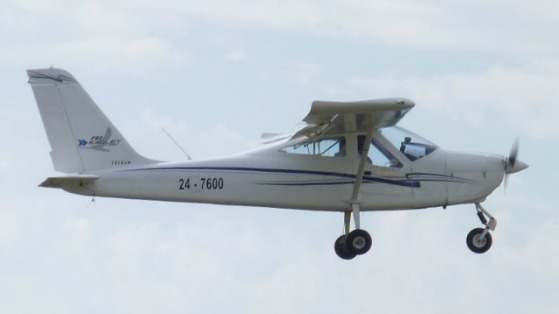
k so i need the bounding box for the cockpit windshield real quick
[379,126,438,161]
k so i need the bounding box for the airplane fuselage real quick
[65,131,506,212]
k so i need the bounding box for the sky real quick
[1,0,558,313]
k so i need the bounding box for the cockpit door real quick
[350,132,413,206]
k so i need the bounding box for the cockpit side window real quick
[357,135,403,168]
[281,137,346,157]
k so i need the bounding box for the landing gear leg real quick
[466,203,496,254]
[334,204,372,260]
[334,212,355,260]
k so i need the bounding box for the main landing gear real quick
[466,202,496,254]
[334,205,372,260]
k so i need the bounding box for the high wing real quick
[291,98,415,236]
[293,98,415,139]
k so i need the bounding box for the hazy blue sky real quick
[1,1,558,313]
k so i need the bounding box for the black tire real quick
[466,228,493,254]
[346,229,372,255]
[334,235,356,260]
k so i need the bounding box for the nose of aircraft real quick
[505,159,529,174]
[504,139,528,175]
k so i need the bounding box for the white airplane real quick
[28,67,528,260]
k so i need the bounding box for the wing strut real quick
[348,128,374,231]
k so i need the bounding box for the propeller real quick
[504,138,528,191]
[507,138,519,170]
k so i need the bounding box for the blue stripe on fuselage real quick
[122,166,422,188]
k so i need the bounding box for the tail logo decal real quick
[77,126,122,152]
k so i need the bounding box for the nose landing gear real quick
[466,203,496,254]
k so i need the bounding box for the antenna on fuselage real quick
[162,128,192,160]
[86,195,96,208]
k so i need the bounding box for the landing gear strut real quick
[334,205,372,260]
[466,203,496,254]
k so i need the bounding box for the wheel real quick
[466,228,493,254]
[346,229,372,255]
[334,235,356,260]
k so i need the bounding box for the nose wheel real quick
[466,203,496,254]
[466,228,493,253]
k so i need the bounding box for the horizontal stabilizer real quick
[39,174,100,189]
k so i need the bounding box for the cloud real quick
[1,36,188,76]
[344,63,559,139]
[197,124,260,157]
[155,0,559,54]
[5,0,558,75]
[1,0,189,74]
[135,107,258,160]
[262,61,324,86]
[0,153,9,171]
[0,207,21,250]
[51,218,95,265]
[139,106,189,145]
[225,49,247,63]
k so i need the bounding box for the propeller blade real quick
[504,138,527,192]
[504,138,517,193]
[504,173,509,193]
[508,138,519,168]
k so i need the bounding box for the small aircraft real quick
[28,68,528,260]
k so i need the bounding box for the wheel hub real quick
[473,234,487,248]
[352,236,366,250]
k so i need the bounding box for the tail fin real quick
[28,68,159,173]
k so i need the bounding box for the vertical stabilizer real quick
[28,68,159,173]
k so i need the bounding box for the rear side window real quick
[281,137,346,157]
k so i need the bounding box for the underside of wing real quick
[293,98,415,139]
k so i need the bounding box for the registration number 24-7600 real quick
[179,178,224,191]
